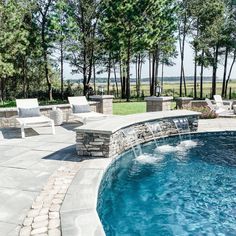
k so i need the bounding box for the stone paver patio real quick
[0,124,79,235]
[0,118,236,235]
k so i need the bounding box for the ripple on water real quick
[135,154,163,164]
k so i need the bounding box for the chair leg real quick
[21,124,25,139]
[83,118,87,124]
[51,120,55,135]
[66,112,69,122]
[14,118,17,127]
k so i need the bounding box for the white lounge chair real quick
[16,98,55,138]
[213,95,232,111]
[205,98,225,114]
[67,96,107,124]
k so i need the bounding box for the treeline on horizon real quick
[70,76,224,84]
[1,0,236,102]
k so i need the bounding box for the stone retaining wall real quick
[0,102,98,128]
[76,115,199,159]
[191,100,208,108]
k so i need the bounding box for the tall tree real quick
[189,0,226,98]
[67,0,99,96]
[0,0,32,100]
[51,0,73,99]
[34,0,56,100]
[177,0,192,97]
[100,0,176,99]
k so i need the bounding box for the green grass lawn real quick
[113,102,146,115]
[113,101,177,115]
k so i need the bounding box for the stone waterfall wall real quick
[76,115,199,159]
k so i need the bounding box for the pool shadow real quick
[42,144,102,163]
[42,144,79,162]
[0,127,39,139]
[61,122,83,132]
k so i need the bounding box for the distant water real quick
[70,76,229,84]
[97,133,236,235]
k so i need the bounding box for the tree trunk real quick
[211,44,219,98]
[0,77,4,102]
[135,55,138,96]
[151,52,156,96]
[60,40,64,99]
[161,62,164,90]
[137,54,142,98]
[183,68,187,96]
[80,3,89,96]
[87,48,93,85]
[113,61,118,97]
[178,14,187,97]
[120,60,126,99]
[22,58,27,98]
[149,52,152,95]
[88,22,96,86]
[225,50,236,97]
[41,4,53,101]
[43,50,52,100]
[222,47,228,98]
[123,67,126,99]
[154,47,160,96]
[126,38,131,101]
[42,27,52,100]
[135,54,142,98]
[200,50,204,99]
[107,53,111,95]
[194,47,197,99]
[93,60,96,93]
[0,78,2,103]
[82,47,87,96]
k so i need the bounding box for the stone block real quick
[145,96,173,112]
[90,95,114,114]
[176,97,193,109]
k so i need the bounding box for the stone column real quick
[90,95,114,114]
[145,96,173,112]
[176,97,193,109]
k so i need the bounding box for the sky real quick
[63,41,236,82]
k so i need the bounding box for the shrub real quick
[191,106,218,119]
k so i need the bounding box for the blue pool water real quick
[97,133,236,235]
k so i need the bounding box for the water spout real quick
[145,122,162,148]
[121,128,143,158]
[173,118,191,141]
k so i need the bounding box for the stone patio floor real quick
[0,118,236,236]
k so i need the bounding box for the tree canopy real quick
[0,0,236,101]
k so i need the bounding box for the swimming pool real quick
[97,132,236,235]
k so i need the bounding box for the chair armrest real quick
[223,101,233,109]
[223,101,232,105]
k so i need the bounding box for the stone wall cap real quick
[145,96,173,101]
[0,101,99,112]
[76,110,201,135]
[90,95,114,100]
[176,97,193,101]
[0,107,17,112]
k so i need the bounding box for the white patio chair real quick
[213,95,232,110]
[67,96,107,124]
[205,98,225,114]
[16,98,55,138]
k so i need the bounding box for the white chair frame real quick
[213,95,232,110]
[16,99,55,138]
[205,98,226,114]
[67,96,106,124]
